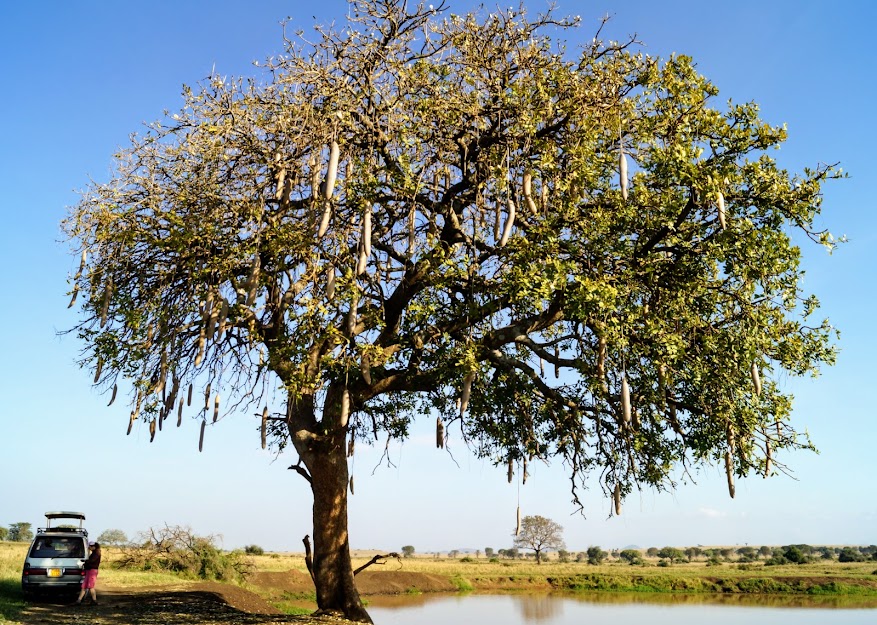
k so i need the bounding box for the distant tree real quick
[244,545,265,555]
[838,547,865,563]
[587,546,607,565]
[684,547,702,561]
[97,529,129,547]
[8,523,33,543]
[557,549,570,563]
[783,545,808,564]
[759,546,773,559]
[0,527,8,541]
[513,516,565,564]
[506,547,520,560]
[448,550,459,559]
[619,549,643,565]
[646,547,659,558]
[485,547,495,559]
[719,548,734,560]
[736,547,757,562]
[475,550,481,559]
[401,545,415,558]
[657,547,685,565]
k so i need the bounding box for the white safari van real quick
[21,512,89,598]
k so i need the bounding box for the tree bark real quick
[289,393,372,623]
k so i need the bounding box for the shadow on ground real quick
[13,585,351,625]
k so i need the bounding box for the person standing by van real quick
[75,542,101,605]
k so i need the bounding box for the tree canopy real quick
[63,0,840,620]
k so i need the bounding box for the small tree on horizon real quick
[401,545,415,558]
[97,529,129,547]
[8,523,33,543]
[513,515,564,564]
[0,527,8,541]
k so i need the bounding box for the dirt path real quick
[13,571,457,625]
[14,583,348,625]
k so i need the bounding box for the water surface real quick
[367,592,877,624]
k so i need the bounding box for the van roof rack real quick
[37,511,87,535]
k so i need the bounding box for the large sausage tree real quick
[64,0,840,621]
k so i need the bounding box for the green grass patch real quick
[0,578,25,623]
[450,575,474,592]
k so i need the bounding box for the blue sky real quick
[1,1,874,554]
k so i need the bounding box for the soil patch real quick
[14,585,347,625]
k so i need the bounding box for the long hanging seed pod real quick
[245,256,260,306]
[107,384,118,406]
[554,346,560,379]
[149,419,157,442]
[199,420,206,452]
[613,483,622,516]
[515,506,521,536]
[621,374,632,426]
[326,266,336,300]
[619,145,629,201]
[362,205,372,259]
[507,458,514,484]
[750,361,762,396]
[187,383,193,406]
[764,431,772,477]
[204,291,215,336]
[204,383,211,411]
[725,426,736,498]
[323,140,340,200]
[717,191,727,230]
[522,172,538,215]
[459,372,475,416]
[724,449,735,498]
[317,200,332,238]
[408,205,416,257]
[436,417,445,449]
[177,397,184,427]
[349,476,355,495]
[499,198,516,247]
[93,357,103,384]
[522,456,529,485]
[126,410,136,436]
[99,278,113,327]
[261,406,268,449]
[361,352,372,386]
[69,250,86,307]
[339,387,350,428]
[493,198,502,241]
[194,323,206,368]
[216,298,229,340]
[213,394,220,423]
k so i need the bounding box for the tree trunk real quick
[289,393,372,623]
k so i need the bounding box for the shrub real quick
[460,557,474,563]
[117,525,252,582]
[244,545,265,555]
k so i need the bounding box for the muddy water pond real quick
[367,592,877,624]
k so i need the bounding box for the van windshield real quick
[29,537,85,558]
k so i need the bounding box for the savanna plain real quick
[3,539,877,624]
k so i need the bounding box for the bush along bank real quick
[544,573,877,596]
